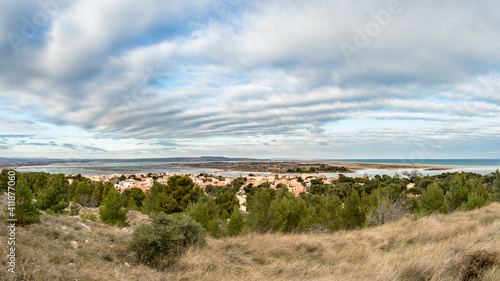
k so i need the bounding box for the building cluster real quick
[77,172,346,197]
[67,172,420,212]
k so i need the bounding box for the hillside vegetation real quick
[1,193,499,280]
[2,170,500,237]
[2,169,500,280]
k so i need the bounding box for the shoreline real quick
[305,160,457,170]
[317,160,500,168]
[5,160,499,176]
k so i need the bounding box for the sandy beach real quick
[311,160,457,171]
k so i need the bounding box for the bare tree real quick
[366,197,410,226]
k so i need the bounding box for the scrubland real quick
[1,198,499,281]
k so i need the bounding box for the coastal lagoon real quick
[13,161,500,178]
[14,162,220,176]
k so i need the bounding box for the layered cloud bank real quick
[1,0,499,159]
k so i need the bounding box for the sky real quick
[1,0,500,160]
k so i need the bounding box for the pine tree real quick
[490,169,500,202]
[419,182,445,214]
[102,182,115,202]
[69,201,81,216]
[298,204,318,231]
[165,176,196,212]
[122,187,146,210]
[462,178,489,210]
[186,197,218,229]
[32,173,48,196]
[215,190,239,219]
[444,172,469,211]
[14,177,40,225]
[283,195,307,233]
[266,195,290,232]
[463,192,488,211]
[0,169,16,194]
[126,197,137,210]
[318,195,343,230]
[66,180,77,202]
[226,206,245,236]
[99,188,127,226]
[141,177,198,214]
[342,190,366,229]
[37,174,69,213]
[246,187,275,232]
[91,181,104,206]
[141,182,165,214]
[493,170,500,189]
[72,179,98,207]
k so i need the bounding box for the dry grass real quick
[0,196,162,281]
[162,204,500,281]
[1,194,500,280]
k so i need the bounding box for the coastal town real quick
[81,172,356,193]
[74,172,338,210]
[71,170,421,213]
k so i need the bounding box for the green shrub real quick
[80,213,97,222]
[206,218,223,238]
[186,197,225,237]
[186,198,217,229]
[128,213,206,267]
[44,209,60,217]
[69,202,81,216]
[87,214,97,222]
[49,256,63,264]
[407,186,423,195]
[102,253,114,262]
[462,192,488,211]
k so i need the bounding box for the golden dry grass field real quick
[1,195,499,281]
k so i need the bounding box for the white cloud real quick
[1,0,500,158]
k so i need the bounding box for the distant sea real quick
[322,159,500,167]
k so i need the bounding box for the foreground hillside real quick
[1,199,499,280]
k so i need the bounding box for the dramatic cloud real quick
[1,0,499,158]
